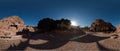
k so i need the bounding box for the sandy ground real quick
[0,32,120,51]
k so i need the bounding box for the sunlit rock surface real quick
[0,16,25,36]
[116,25,120,33]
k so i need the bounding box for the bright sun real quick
[71,20,78,26]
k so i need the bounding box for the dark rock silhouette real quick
[55,18,71,30]
[37,18,56,32]
[37,18,71,32]
[90,19,116,32]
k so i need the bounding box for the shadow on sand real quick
[5,30,119,51]
[72,34,119,51]
[6,30,70,50]
[6,39,30,50]
[96,41,119,51]
[72,34,109,43]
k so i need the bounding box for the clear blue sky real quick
[0,0,120,27]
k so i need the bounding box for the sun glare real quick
[71,20,78,26]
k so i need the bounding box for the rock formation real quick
[90,19,116,32]
[111,25,120,39]
[25,26,36,32]
[116,25,120,33]
[0,16,25,36]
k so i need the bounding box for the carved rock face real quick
[0,16,25,36]
[90,19,116,32]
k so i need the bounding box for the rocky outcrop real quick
[90,19,116,32]
[116,25,120,33]
[110,25,120,39]
[25,26,36,32]
[0,16,25,36]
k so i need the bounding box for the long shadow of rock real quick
[5,29,32,50]
[96,41,119,51]
[72,34,119,51]
[6,30,70,50]
[28,32,70,50]
[29,40,69,50]
[6,38,30,50]
[73,34,110,43]
[6,29,119,51]
[28,32,72,50]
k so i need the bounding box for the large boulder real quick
[0,16,25,36]
[90,19,116,32]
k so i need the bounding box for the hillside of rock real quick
[90,19,116,32]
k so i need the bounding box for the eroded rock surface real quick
[116,25,120,33]
[0,16,25,36]
[90,19,116,32]
[25,26,36,32]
